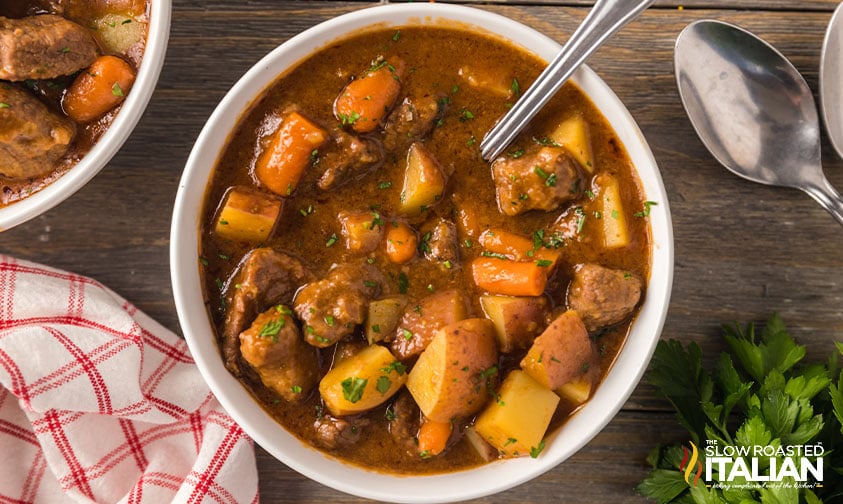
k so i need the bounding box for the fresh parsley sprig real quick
[637,314,843,503]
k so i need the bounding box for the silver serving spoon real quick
[479,0,654,161]
[675,20,843,226]
[821,1,843,159]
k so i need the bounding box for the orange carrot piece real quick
[254,111,327,196]
[384,221,418,264]
[417,418,452,457]
[334,58,405,133]
[479,228,561,267]
[63,55,136,123]
[471,257,548,297]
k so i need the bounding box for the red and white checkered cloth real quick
[0,255,259,504]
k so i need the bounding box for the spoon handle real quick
[804,177,843,227]
[479,0,655,161]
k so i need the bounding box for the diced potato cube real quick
[549,115,594,173]
[406,318,498,422]
[214,187,282,243]
[366,296,407,344]
[556,376,593,405]
[595,173,630,249]
[319,345,407,416]
[474,370,560,457]
[463,425,499,462]
[480,295,548,353]
[520,310,592,390]
[339,210,384,253]
[458,65,513,97]
[399,143,446,216]
[91,14,146,55]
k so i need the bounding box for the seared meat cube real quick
[382,95,445,152]
[313,415,369,450]
[222,248,315,375]
[294,262,385,348]
[317,129,383,190]
[421,219,459,268]
[387,391,422,456]
[391,289,469,361]
[567,263,642,332]
[491,146,583,216]
[0,15,98,81]
[239,305,319,402]
[0,84,75,180]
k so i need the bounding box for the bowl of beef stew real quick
[171,3,673,502]
[0,0,170,230]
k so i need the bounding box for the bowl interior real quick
[171,4,673,503]
[0,0,172,231]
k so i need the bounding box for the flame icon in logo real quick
[679,442,703,486]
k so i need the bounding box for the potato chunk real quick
[319,345,407,416]
[339,210,385,253]
[214,187,282,243]
[390,289,469,360]
[398,142,447,216]
[366,295,408,344]
[594,173,630,249]
[480,295,548,353]
[549,114,594,173]
[520,310,592,390]
[474,370,560,457]
[406,318,498,422]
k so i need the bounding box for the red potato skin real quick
[520,310,593,389]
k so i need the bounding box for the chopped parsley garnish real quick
[381,361,407,375]
[536,259,553,267]
[459,108,475,122]
[291,385,302,394]
[339,110,361,125]
[0,103,9,109]
[511,78,521,97]
[325,233,339,247]
[398,272,409,293]
[633,200,658,218]
[401,328,413,340]
[340,377,368,403]
[111,82,124,97]
[378,181,392,189]
[376,376,392,394]
[258,317,285,340]
[530,440,546,458]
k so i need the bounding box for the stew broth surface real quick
[201,25,650,474]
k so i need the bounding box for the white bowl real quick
[0,0,172,231]
[171,4,673,502]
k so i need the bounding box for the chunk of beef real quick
[294,262,385,348]
[422,219,459,268]
[317,129,383,190]
[382,95,444,153]
[491,146,583,216]
[391,289,469,361]
[567,263,642,332]
[222,248,315,375]
[0,84,75,179]
[0,15,98,81]
[313,415,369,450]
[239,305,319,402]
[388,391,421,456]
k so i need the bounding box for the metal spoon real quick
[479,0,654,161]
[674,19,843,226]
[820,1,843,159]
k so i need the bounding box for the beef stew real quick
[200,25,653,474]
[0,0,149,206]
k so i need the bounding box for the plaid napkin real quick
[0,255,258,504]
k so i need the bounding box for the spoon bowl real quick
[675,19,843,226]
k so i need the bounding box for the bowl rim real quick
[170,3,674,502]
[0,0,173,231]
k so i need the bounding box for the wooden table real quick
[3,0,843,502]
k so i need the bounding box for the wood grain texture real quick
[1,1,841,502]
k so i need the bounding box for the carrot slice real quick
[334,58,405,133]
[479,228,561,267]
[417,418,452,457]
[471,257,548,297]
[63,55,136,123]
[254,111,327,196]
[384,221,418,264]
